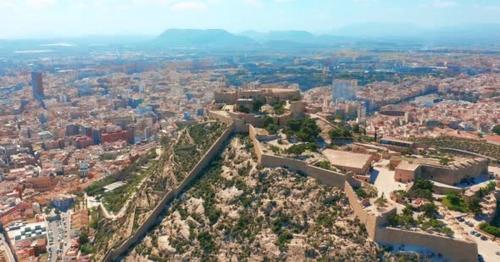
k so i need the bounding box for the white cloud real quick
[170,1,207,11]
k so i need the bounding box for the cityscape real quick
[1,1,500,262]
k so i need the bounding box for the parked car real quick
[480,236,488,241]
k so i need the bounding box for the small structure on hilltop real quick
[322,149,373,176]
[393,156,489,186]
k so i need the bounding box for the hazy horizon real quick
[1,0,500,39]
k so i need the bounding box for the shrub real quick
[286,143,317,155]
[442,192,468,213]
[285,118,320,142]
[315,160,332,170]
[198,231,216,254]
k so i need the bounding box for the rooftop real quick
[322,149,372,170]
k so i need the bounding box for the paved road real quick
[443,213,500,262]
[46,211,72,262]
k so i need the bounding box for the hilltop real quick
[153,29,256,49]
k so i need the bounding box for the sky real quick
[1,0,500,38]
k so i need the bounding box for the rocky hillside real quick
[125,136,395,261]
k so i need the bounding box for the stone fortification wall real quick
[208,111,233,125]
[343,181,396,239]
[249,125,345,187]
[345,178,477,262]
[248,124,264,162]
[102,123,235,261]
[260,154,346,187]
[376,227,478,262]
[419,158,488,186]
[344,181,379,239]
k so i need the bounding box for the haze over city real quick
[2,0,500,38]
[1,1,500,262]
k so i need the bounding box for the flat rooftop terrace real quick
[322,149,372,170]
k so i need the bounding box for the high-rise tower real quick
[31,72,44,100]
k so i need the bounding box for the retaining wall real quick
[102,123,235,261]
[376,227,478,262]
[260,154,346,187]
[249,125,345,187]
[343,182,396,239]
[248,124,264,162]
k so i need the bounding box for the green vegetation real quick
[375,194,388,208]
[253,100,264,112]
[269,145,282,154]
[329,126,353,140]
[78,231,94,254]
[388,205,454,237]
[314,160,332,170]
[388,206,417,229]
[438,155,454,166]
[443,182,496,216]
[442,192,468,213]
[86,149,157,196]
[493,125,500,135]
[174,122,226,180]
[421,203,439,219]
[479,201,500,237]
[237,105,250,113]
[86,149,159,213]
[272,101,286,115]
[354,186,377,200]
[476,181,496,198]
[285,118,320,143]
[198,231,216,254]
[408,179,434,201]
[414,136,500,160]
[286,143,317,155]
[263,116,279,134]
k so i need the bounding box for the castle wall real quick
[344,181,378,239]
[248,124,264,162]
[102,123,235,261]
[259,153,346,188]
[419,158,488,186]
[376,227,478,262]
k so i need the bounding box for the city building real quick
[31,72,44,100]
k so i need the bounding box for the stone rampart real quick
[376,227,478,262]
[260,153,345,188]
[102,123,235,261]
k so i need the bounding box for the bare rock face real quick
[217,186,243,203]
[157,235,176,253]
[186,197,205,215]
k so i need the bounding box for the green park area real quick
[86,149,159,213]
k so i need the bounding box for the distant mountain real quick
[154,29,257,49]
